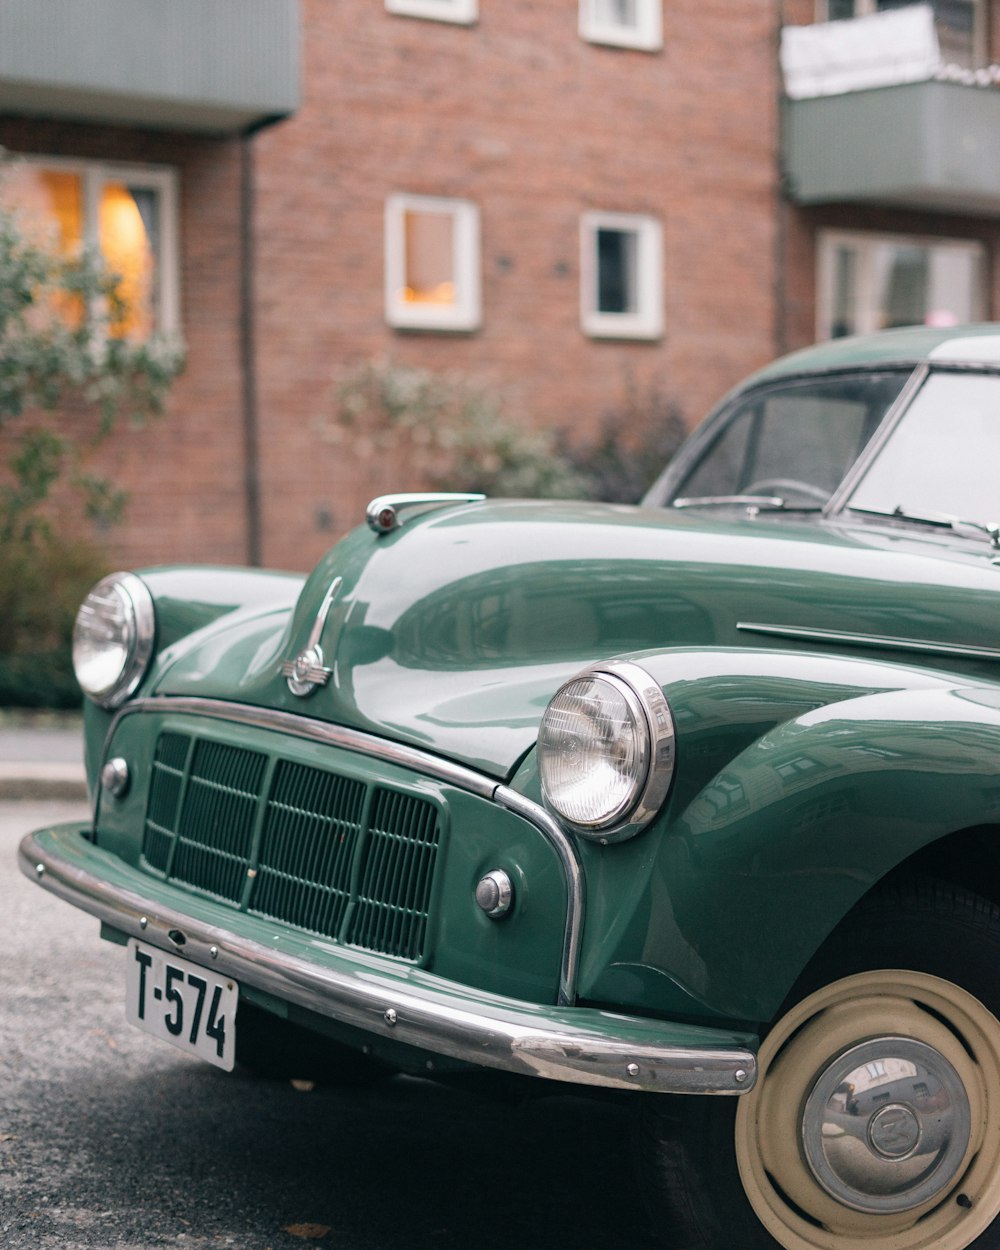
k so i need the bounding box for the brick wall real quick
[249,0,781,569]
[1,4,782,573]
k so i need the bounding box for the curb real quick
[0,765,88,802]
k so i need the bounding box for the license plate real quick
[125,939,238,1071]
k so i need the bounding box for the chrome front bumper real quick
[19,824,758,1096]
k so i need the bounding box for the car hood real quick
[151,498,1000,779]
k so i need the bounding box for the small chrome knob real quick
[101,757,130,798]
[475,869,514,919]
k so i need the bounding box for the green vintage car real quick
[20,323,1000,1250]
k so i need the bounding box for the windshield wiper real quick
[672,495,822,513]
[848,504,1000,549]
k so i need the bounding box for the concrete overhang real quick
[0,0,299,135]
[783,80,1000,217]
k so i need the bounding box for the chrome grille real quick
[348,789,439,960]
[142,731,441,962]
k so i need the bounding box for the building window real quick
[819,1,983,68]
[385,0,477,24]
[0,156,179,338]
[579,0,663,50]
[818,230,985,340]
[580,212,663,339]
[385,195,481,331]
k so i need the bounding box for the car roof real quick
[745,323,1000,390]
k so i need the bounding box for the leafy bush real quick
[328,358,687,503]
[562,381,688,503]
[329,358,587,499]
[0,536,108,707]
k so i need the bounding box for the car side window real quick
[673,372,909,507]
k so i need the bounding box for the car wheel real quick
[235,1002,389,1086]
[639,878,1000,1250]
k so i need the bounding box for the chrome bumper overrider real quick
[20,824,757,1095]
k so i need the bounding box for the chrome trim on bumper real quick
[104,697,585,1005]
[19,827,757,1096]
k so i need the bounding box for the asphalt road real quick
[1,801,650,1250]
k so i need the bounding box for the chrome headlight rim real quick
[72,571,156,709]
[538,660,676,844]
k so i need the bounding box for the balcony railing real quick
[781,8,1000,216]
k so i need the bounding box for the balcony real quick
[781,7,1000,217]
[0,0,299,135]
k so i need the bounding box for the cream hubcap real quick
[734,970,1000,1250]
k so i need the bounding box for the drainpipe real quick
[239,130,262,568]
[774,0,788,358]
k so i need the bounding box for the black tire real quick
[235,1002,389,1086]
[639,877,1000,1250]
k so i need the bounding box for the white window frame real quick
[580,211,663,340]
[385,0,477,24]
[385,194,481,332]
[579,0,663,51]
[0,154,181,336]
[816,228,986,340]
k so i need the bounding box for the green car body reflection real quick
[21,324,1000,1250]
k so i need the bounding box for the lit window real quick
[579,0,662,50]
[385,0,477,24]
[580,212,663,339]
[0,157,179,338]
[820,0,982,69]
[818,230,985,340]
[385,195,481,332]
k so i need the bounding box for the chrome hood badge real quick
[280,576,342,697]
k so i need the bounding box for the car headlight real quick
[72,572,155,708]
[538,662,675,843]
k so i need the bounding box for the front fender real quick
[571,651,1000,1024]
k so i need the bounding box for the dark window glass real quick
[672,372,909,507]
[597,228,636,314]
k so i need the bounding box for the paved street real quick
[1,801,649,1250]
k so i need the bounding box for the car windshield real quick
[847,371,1000,528]
[665,371,909,510]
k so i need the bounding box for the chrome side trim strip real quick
[737,621,1000,664]
[104,697,584,1004]
[19,828,756,1096]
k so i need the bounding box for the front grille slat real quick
[142,732,440,963]
[347,790,439,960]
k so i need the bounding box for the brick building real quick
[1,0,999,572]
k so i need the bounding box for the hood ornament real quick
[367,492,485,535]
[280,576,342,697]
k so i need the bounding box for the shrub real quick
[329,358,587,499]
[328,359,687,504]
[0,535,108,708]
[562,381,689,503]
